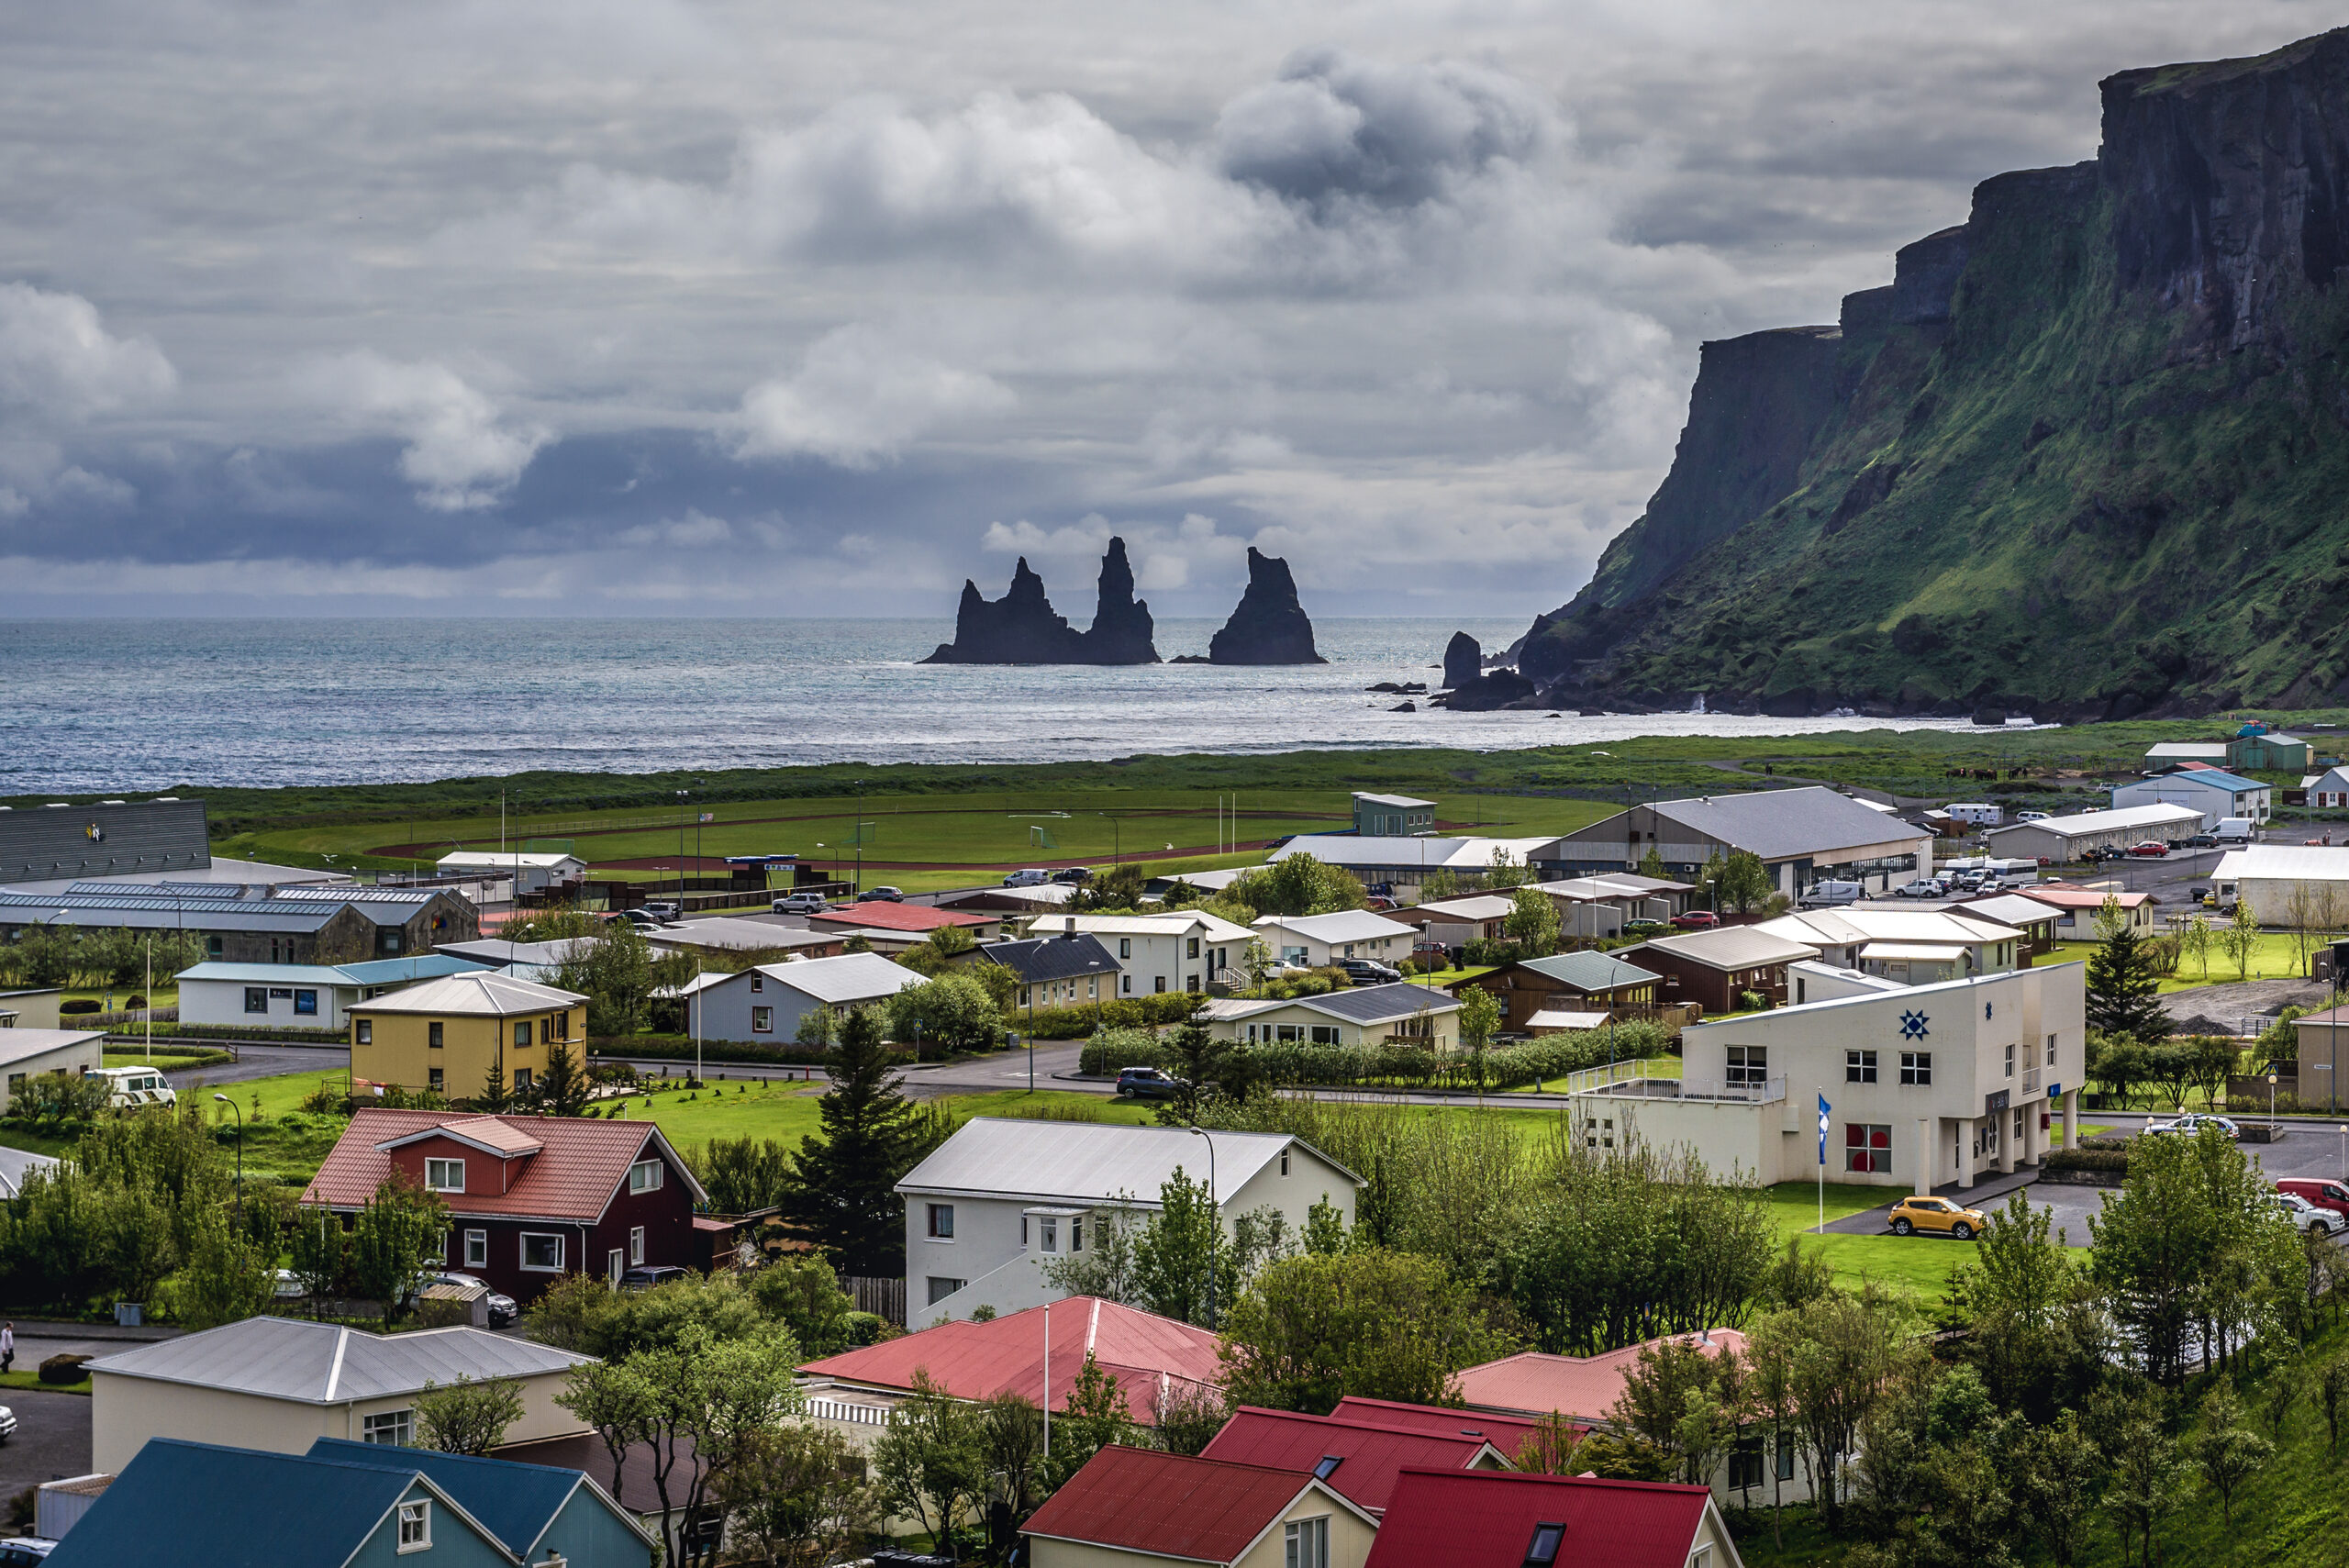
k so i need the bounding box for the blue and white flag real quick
[1817,1093,1831,1164]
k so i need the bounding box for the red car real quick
[2129,841,2170,858]
[1671,911,1720,929]
[2278,1177,2349,1223]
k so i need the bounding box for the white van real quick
[2215,818,2257,843]
[89,1066,176,1108]
[1946,803,2003,827]
[1801,881,1865,907]
[1003,868,1053,887]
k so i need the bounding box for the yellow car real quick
[1887,1195,1987,1240]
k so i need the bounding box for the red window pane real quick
[1870,1128,1890,1149]
[1845,1126,1867,1148]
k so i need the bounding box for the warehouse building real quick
[2211,845,2349,928]
[1982,803,2202,862]
[0,882,477,964]
[1542,787,1930,899]
[2112,768,2271,829]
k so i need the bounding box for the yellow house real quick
[349,972,586,1101]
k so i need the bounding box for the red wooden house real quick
[304,1109,707,1302]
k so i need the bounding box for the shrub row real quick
[1081,1020,1675,1093]
[2044,1143,2132,1173]
[1008,991,1217,1040]
[126,1024,350,1045]
[591,1035,911,1069]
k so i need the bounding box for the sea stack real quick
[1442,631,1484,690]
[1206,547,1324,665]
[922,539,1160,664]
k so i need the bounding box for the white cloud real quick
[306,352,552,511]
[734,325,1015,467]
[0,282,174,419]
[616,508,736,548]
[979,517,1112,556]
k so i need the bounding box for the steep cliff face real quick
[1515,26,2349,717]
[1208,548,1325,664]
[922,539,1160,664]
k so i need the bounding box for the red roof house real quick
[1326,1396,1548,1462]
[1021,1446,1379,1568]
[798,1296,1219,1428]
[1453,1330,1748,1422]
[805,902,997,936]
[1364,1468,1741,1568]
[302,1108,707,1302]
[1199,1407,1511,1515]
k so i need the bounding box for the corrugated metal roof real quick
[305,1108,707,1218]
[347,972,584,1017]
[1514,951,1660,992]
[1625,927,1820,970]
[84,1318,589,1404]
[2125,767,2266,792]
[1200,1407,1498,1513]
[1955,894,2063,927]
[2213,844,2349,882]
[1353,794,1437,809]
[1407,895,1516,920]
[751,951,925,1004]
[1985,803,2201,840]
[982,933,1122,984]
[1453,1331,1748,1421]
[1364,1468,1712,1568]
[1018,1446,1334,1563]
[1636,786,1925,860]
[308,1438,640,1560]
[1056,912,1254,941]
[800,1296,1222,1414]
[1253,910,1416,944]
[896,1117,1336,1206]
[1324,1397,1544,1462]
[1272,835,1561,872]
[806,902,990,932]
[1295,982,1461,1024]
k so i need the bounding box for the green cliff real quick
[1518,27,2349,720]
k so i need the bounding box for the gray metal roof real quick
[1254,910,1416,943]
[751,951,925,1004]
[1642,787,1929,861]
[1514,951,1661,992]
[897,1117,1359,1207]
[1627,926,1821,970]
[1294,981,1462,1023]
[83,1318,589,1404]
[0,797,211,886]
[982,933,1122,984]
[0,1029,105,1070]
[1353,793,1436,808]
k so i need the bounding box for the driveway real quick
[0,1388,92,1499]
[146,1042,349,1089]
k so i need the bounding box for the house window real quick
[1019,987,1031,1007]
[1729,1435,1765,1489]
[1524,1522,1565,1566]
[1121,974,1131,995]
[1280,1150,1290,1177]
[1154,976,1167,994]
[1690,1550,1713,1568]
[928,1203,955,1239]
[1088,978,1099,998]
[294,990,318,1016]
[396,1500,430,1553]
[629,1159,663,1194]
[424,1158,464,1193]
[752,1006,774,1033]
[1726,1045,1767,1086]
[540,1017,552,1043]
[245,988,268,1015]
[1309,1025,1340,1044]
[2047,1033,2057,1067]
[608,1249,625,1284]
[1072,1218,1084,1251]
[2004,1042,2015,1078]
[1119,938,1131,959]
[507,1020,526,1049]
[1777,1430,1797,1480]
[1276,1024,1304,1042]
[207,935,223,956]
[556,1010,569,1040]
[356,1019,372,1045]
[429,1021,444,1049]
[1845,1124,1892,1173]
[1039,1218,1059,1253]
[464,1229,487,1268]
[1846,1050,1876,1084]
[428,1068,443,1092]
[751,974,763,992]
[1187,937,1200,959]
[1285,1517,1330,1568]
[362,1408,413,1446]
[1901,1051,1932,1085]
[926,1276,965,1306]
[630,1226,645,1265]
[512,1066,532,1091]
[520,1232,563,1271]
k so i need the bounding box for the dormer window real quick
[629,1159,663,1195]
[425,1158,465,1193]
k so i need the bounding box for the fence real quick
[63,1006,178,1031]
[842,1274,907,1326]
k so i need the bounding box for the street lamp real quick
[1186,1126,1218,1329]
[213,1093,243,1215]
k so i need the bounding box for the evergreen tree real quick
[778,1008,930,1275]
[2087,915,2174,1042]
[538,1040,591,1117]
[476,1055,511,1112]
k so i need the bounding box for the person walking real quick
[1,1321,14,1375]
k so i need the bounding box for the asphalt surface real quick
[0,1388,91,1502]
[138,1042,349,1088]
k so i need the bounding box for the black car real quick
[2186,833,2218,848]
[1115,1067,1186,1100]
[1051,867,1094,884]
[619,1265,695,1293]
[1337,957,1402,985]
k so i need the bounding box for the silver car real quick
[2278,1192,2344,1237]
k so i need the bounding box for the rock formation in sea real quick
[1433,629,1536,710]
[1442,632,1484,690]
[1205,548,1324,665]
[921,539,1160,664]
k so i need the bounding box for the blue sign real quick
[1900,1009,1931,1040]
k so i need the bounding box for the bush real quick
[1079,1028,1174,1075]
[1010,991,1204,1041]
[59,999,101,1016]
[2044,1142,2132,1173]
[1078,1019,1674,1091]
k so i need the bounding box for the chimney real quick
[1063,917,1075,939]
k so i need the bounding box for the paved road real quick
[141,1042,349,1089]
[0,1387,92,1499]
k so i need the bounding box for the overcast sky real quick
[0,2,2323,618]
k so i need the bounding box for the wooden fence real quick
[842,1274,907,1326]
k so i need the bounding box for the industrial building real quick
[1542,787,1931,899]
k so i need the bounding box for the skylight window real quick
[1524,1522,1565,1566]
[1312,1455,1343,1480]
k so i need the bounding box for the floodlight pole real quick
[1186,1125,1217,1329]
[214,1094,243,1215]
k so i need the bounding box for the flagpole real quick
[1817,1086,1828,1235]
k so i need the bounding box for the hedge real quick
[1082,1020,1675,1093]
[2044,1141,2132,1173]
[129,1023,350,1045]
[593,1035,912,1069]
[1008,992,1214,1040]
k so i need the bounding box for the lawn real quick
[0,1369,89,1396]
[1763,1181,1990,1304]
[2051,934,2330,992]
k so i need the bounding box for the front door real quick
[607,1249,625,1286]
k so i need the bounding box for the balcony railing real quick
[2023,1066,2042,1095]
[1573,1075,1787,1105]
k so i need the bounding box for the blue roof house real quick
[48,1437,652,1568]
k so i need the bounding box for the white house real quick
[897,1118,1361,1322]
[0,1029,106,1115]
[678,951,925,1043]
[435,851,588,895]
[175,954,493,1032]
[1251,909,1415,969]
[1566,962,2087,1192]
[2111,769,2272,829]
[1749,908,2024,984]
[1038,912,1253,995]
[1200,982,1463,1051]
[2305,766,2349,810]
[1527,874,1695,938]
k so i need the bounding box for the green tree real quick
[1044,1354,1135,1489]
[2221,898,2263,982]
[1226,854,1366,917]
[1782,1285,1911,1530]
[537,1040,591,1117]
[1130,1167,1228,1327]
[1947,1188,2107,1422]
[2182,913,2214,982]
[287,1205,350,1311]
[1302,1195,1349,1257]
[887,971,1004,1058]
[168,1199,276,1329]
[1457,986,1503,1096]
[1610,1339,1744,1485]
[2086,909,2173,1043]
[475,1054,512,1113]
[746,1254,859,1357]
[2188,1382,2270,1528]
[976,1392,1048,1561]
[1637,845,1670,881]
[1707,849,1776,915]
[777,1007,933,1275]
[1485,846,1531,891]
[713,1421,879,1568]
[2104,1399,2188,1568]
[2318,1354,2349,1453]
[2014,1410,2102,1567]
[1218,1248,1515,1414]
[414,1374,527,1453]
[1152,1380,1230,1456]
[1503,886,1561,956]
[870,1370,987,1556]
[349,1175,448,1323]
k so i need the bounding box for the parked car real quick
[774,891,829,914]
[0,1540,56,1565]
[1887,1195,1987,1240]
[1337,958,1402,985]
[608,909,662,929]
[2277,1192,2345,1237]
[1050,868,1094,884]
[862,886,906,902]
[0,1404,16,1444]
[640,900,681,920]
[1670,911,1720,929]
[2128,841,2170,858]
[1892,879,1946,898]
[273,1268,306,1299]
[1800,881,1864,907]
[2185,832,2218,848]
[618,1266,694,1294]
[2144,1112,2240,1140]
[1115,1066,1186,1101]
[2278,1177,2349,1222]
[2015,809,2051,823]
[1004,868,1052,887]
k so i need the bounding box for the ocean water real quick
[1,617,2021,793]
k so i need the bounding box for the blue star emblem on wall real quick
[1899,1010,1930,1040]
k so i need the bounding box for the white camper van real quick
[88,1066,176,1108]
[2215,817,2257,844]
